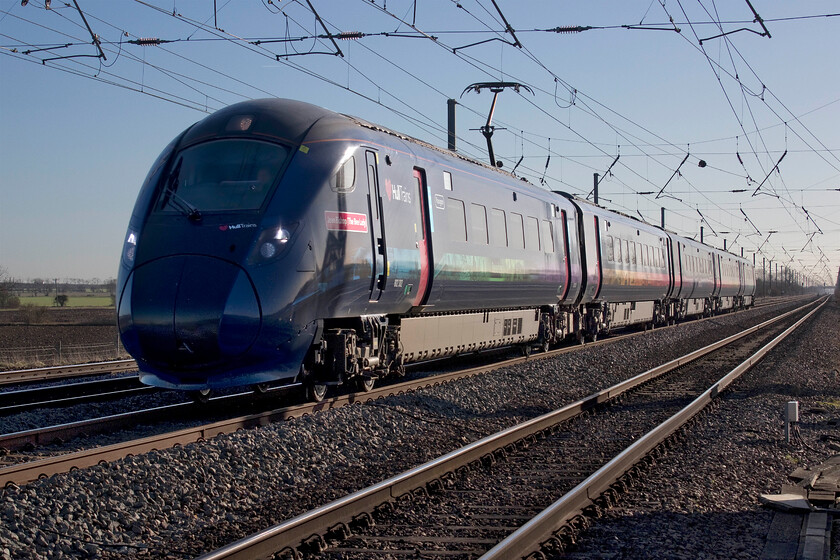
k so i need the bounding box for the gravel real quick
[0,298,835,559]
[563,297,840,560]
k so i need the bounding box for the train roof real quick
[343,112,522,180]
[182,99,750,266]
[180,98,339,149]
[558,192,750,263]
[182,97,571,207]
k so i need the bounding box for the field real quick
[0,307,124,370]
[16,296,113,307]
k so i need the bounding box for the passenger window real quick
[446,198,467,242]
[623,240,630,264]
[331,154,355,193]
[509,213,525,249]
[489,208,507,247]
[443,171,453,191]
[630,241,637,265]
[525,217,540,251]
[470,203,488,245]
[541,220,554,253]
[616,238,622,262]
[606,236,614,262]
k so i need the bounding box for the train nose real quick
[121,256,261,367]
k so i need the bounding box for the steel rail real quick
[0,376,152,414]
[0,387,156,416]
[0,336,553,486]
[0,359,137,386]
[0,306,676,463]
[0,295,803,388]
[192,298,823,560]
[479,297,829,559]
[0,295,803,392]
[0,298,815,489]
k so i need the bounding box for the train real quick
[116,98,755,401]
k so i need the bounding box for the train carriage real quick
[667,234,717,319]
[716,251,747,312]
[560,195,672,334]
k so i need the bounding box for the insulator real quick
[336,31,363,41]
[550,25,592,33]
[135,38,162,46]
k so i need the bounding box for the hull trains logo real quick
[325,211,368,233]
[384,178,412,204]
[219,223,257,231]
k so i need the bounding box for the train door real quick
[411,168,433,306]
[712,253,720,296]
[365,150,387,301]
[557,208,572,301]
[665,237,677,298]
[591,216,603,300]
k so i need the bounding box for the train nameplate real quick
[325,211,369,233]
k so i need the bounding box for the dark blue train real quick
[117,98,755,400]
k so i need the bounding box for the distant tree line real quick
[0,268,117,308]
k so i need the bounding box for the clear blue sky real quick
[1,1,839,286]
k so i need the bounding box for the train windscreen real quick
[155,139,289,214]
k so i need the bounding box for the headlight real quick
[259,242,277,259]
[122,228,139,268]
[249,223,297,265]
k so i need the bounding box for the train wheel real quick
[305,382,328,403]
[541,340,551,353]
[189,388,212,404]
[355,376,375,392]
[521,344,532,357]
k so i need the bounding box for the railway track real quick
[0,359,137,387]
[0,295,805,393]
[0,296,807,418]
[0,376,154,415]
[192,297,826,560]
[0,297,816,488]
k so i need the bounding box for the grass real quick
[17,296,114,307]
[816,398,840,410]
[784,454,802,465]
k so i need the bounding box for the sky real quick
[1,0,839,287]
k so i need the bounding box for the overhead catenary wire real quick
[2,0,837,280]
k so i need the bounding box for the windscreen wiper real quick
[163,158,202,223]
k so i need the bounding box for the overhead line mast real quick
[461,82,534,168]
